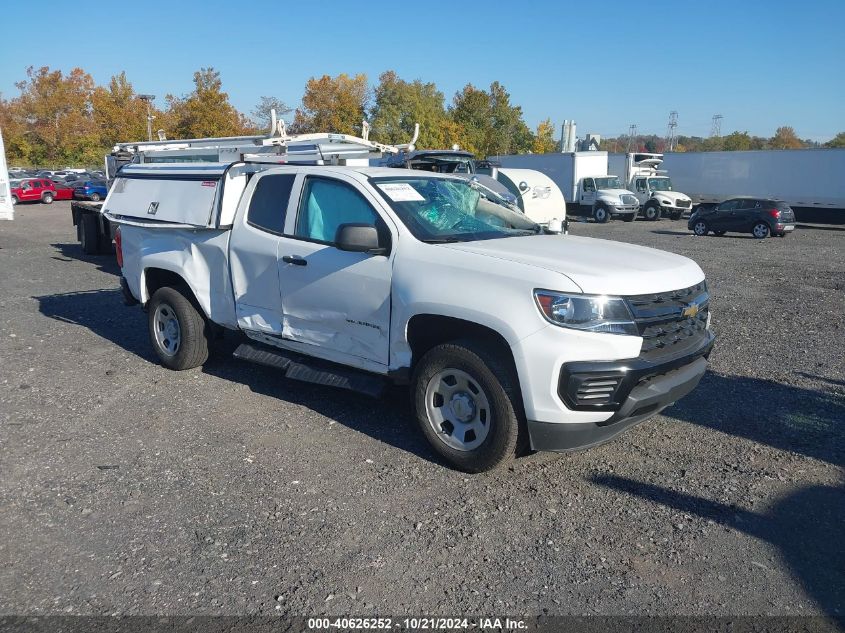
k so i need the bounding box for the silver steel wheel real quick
[753,223,770,238]
[424,368,491,452]
[153,302,181,357]
[693,221,707,236]
[594,207,607,222]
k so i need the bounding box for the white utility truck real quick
[107,133,714,472]
[491,152,639,223]
[607,153,693,220]
[660,148,845,223]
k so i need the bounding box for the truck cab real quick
[578,175,640,223]
[611,153,693,220]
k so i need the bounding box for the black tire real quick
[79,213,101,254]
[593,205,609,224]
[644,202,660,221]
[714,230,727,237]
[147,285,210,371]
[41,192,54,204]
[692,219,708,236]
[622,213,635,222]
[411,339,527,473]
[752,222,771,239]
[90,193,101,202]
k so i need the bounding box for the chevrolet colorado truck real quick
[109,162,714,472]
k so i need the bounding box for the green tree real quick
[250,96,292,132]
[370,71,451,148]
[449,84,490,156]
[824,132,845,148]
[292,73,368,135]
[91,72,155,147]
[770,126,804,150]
[449,81,533,157]
[532,118,556,154]
[722,131,753,151]
[166,68,250,139]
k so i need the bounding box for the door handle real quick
[282,255,307,266]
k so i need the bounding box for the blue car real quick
[73,180,109,201]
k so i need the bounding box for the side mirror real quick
[335,223,386,255]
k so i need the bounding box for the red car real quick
[10,178,74,204]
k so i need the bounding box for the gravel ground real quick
[0,202,842,618]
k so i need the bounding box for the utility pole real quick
[666,111,678,151]
[710,114,723,138]
[139,94,156,142]
[626,124,638,152]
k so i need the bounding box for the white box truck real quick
[608,153,693,221]
[660,149,845,222]
[491,152,639,223]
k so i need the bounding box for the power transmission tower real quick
[666,111,678,151]
[626,124,638,152]
[710,114,723,138]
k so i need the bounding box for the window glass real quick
[295,178,379,243]
[247,174,296,234]
[583,179,595,192]
[718,200,737,211]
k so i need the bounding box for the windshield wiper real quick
[420,236,465,244]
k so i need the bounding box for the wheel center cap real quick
[165,321,178,338]
[450,392,476,422]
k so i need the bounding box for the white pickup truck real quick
[110,161,714,472]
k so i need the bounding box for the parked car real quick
[73,180,108,201]
[688,197,796,238]
[9,178,73,204]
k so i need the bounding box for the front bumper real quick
[527,331,714,452]
[610,204,639,215]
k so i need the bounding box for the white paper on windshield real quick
[377,182,425,202]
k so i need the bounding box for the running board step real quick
[232,342,386,398]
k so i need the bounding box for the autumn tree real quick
[824,132,845,148]
[250,96,292,132]
[166,68,250,139]
[770,126,804,150]
[91,72,156,147]
[370,71,454,148]
[292,73,368,135]
[449,82,533,157]
[532,118,556,153]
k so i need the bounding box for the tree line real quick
[1,65,842,168]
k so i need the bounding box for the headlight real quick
[534,291,638,335]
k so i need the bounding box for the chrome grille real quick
[677,199,691,208]
[625,282,710,361]
[620,194,639,206]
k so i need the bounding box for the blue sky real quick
[1,0,843,141]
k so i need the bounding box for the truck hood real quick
[597,188,636,198]
[441,235,704,295]
[652,191,691,204]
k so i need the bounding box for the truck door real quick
[634,177,649,204]
[275,174,392,368]
[229,172,298,335]
[580,178,596,207]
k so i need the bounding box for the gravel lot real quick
[0,202,842,618]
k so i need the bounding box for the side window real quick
[583,178,595,193]
[246,174,296,234]
[718,200,736,211]
[636,178,647,192]
[295,178,379,244]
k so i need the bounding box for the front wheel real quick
[752,222,771,239]
[147,286,210,371]
[11,195,18,205]
[644,203,660,221]
[692,220,708,236]
[593,205,609,223]
[42,193,54,204]
[412,339,527,472]
[90,193,101,202]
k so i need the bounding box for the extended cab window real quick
[295,178,380,244]
[247,174,296,234]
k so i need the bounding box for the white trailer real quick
[491,152,639,223]
[608,153,693,221]
[660,149,845,222]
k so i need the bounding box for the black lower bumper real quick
[528,338,712,452]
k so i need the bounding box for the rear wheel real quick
[90,192,101,202]
[593,205,609,223]
[79,213,100,254]
[752,222,771,239]
[692,220,708,236]
[412,339,527,472]
[11,195,17,205]
[147,286,210,371]
[41,192,54,204]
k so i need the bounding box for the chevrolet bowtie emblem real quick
[682,302,700,318]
